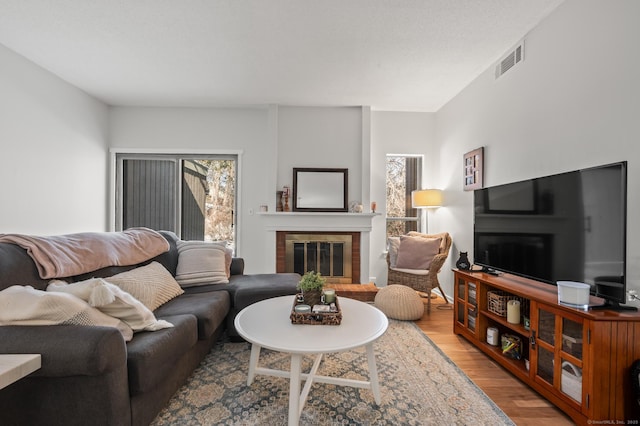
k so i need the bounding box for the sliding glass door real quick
[115,154,236,246]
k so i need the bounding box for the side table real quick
[0,354,41,390]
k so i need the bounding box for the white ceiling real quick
[0,0,564,111]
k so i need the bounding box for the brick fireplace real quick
[276,231,360,283]
[259,211,376,285]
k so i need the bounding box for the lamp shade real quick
[411,189,443,208]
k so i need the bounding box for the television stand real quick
[453,269,640,425]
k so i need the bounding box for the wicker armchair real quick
[386,231,452,313]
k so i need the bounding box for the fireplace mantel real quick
[258,212,377,232]
[259,212,378,283]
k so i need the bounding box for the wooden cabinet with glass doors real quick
[453,269,640,425]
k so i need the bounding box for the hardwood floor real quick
[414,295,575,426]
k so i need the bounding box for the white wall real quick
[108,105,372,275]
[108,106,276,273]
[433,0,640,306]
[0,44,109,234]
[371,111,436,285]
[277,106,363,200]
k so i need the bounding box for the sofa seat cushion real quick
[126,314,197,395]
[153,291,230,341]
[227,273,300,310]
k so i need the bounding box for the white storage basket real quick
[561,361,582,402]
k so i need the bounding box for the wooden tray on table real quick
[290,294,342,325]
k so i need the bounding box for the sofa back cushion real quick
[0,243,49,291]
[0,231,180,291]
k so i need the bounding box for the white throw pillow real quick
[47,278,173,332]
[0,285,133,341]
[105,261,184,311]
[175,241,232,287]
[387,237,401,268]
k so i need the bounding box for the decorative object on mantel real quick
[463,147,484,191]
[371,201,377,213]
[276,191,283,212]
[349,201,363,213]
[293,168,348,212]
[282,186,291,212]
[296,270,326,306]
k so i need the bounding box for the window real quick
[115,154,237,247]
[386,155,422,238]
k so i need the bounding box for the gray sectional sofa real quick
[0,231,300,426]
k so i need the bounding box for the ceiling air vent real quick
[495,41,524,79]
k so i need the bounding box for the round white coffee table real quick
[234,295,388,426]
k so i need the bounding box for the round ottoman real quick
[374,285,424,320]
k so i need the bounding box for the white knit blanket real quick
[0,285,134,341]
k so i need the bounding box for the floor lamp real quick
[411,189,452,309]
[411,189,443,231]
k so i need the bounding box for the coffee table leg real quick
[288,353,303,426]
[366,343,382,404]
[247,344,261,385]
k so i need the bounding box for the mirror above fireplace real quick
[293,168,348,212]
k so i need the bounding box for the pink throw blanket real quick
[0,228,170,279]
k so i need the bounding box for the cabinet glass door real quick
[456,278,465,326]
[561,317,583,360]
[468,283,477,306]
[457,302,465,324]
[457,279,466,301]
[533,304,584,406]
[560,317,583,403]
[537,346,555,384]
[468,307,477,332]
[455,276,478,334]
[538,309,555,345]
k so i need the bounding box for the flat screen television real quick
[473,161,633,310]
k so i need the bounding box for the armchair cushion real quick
[395,235,442,269]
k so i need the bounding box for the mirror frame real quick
[293,168,348,212]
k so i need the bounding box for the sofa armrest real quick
[230,257,245,276]
[0,325,127,377]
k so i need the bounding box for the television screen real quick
[473,162,627,305]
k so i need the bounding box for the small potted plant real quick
[297,271,326,306]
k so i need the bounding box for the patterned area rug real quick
[152,320,514,425]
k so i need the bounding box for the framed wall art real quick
[293,168,348,212]
[463,147,484,191]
